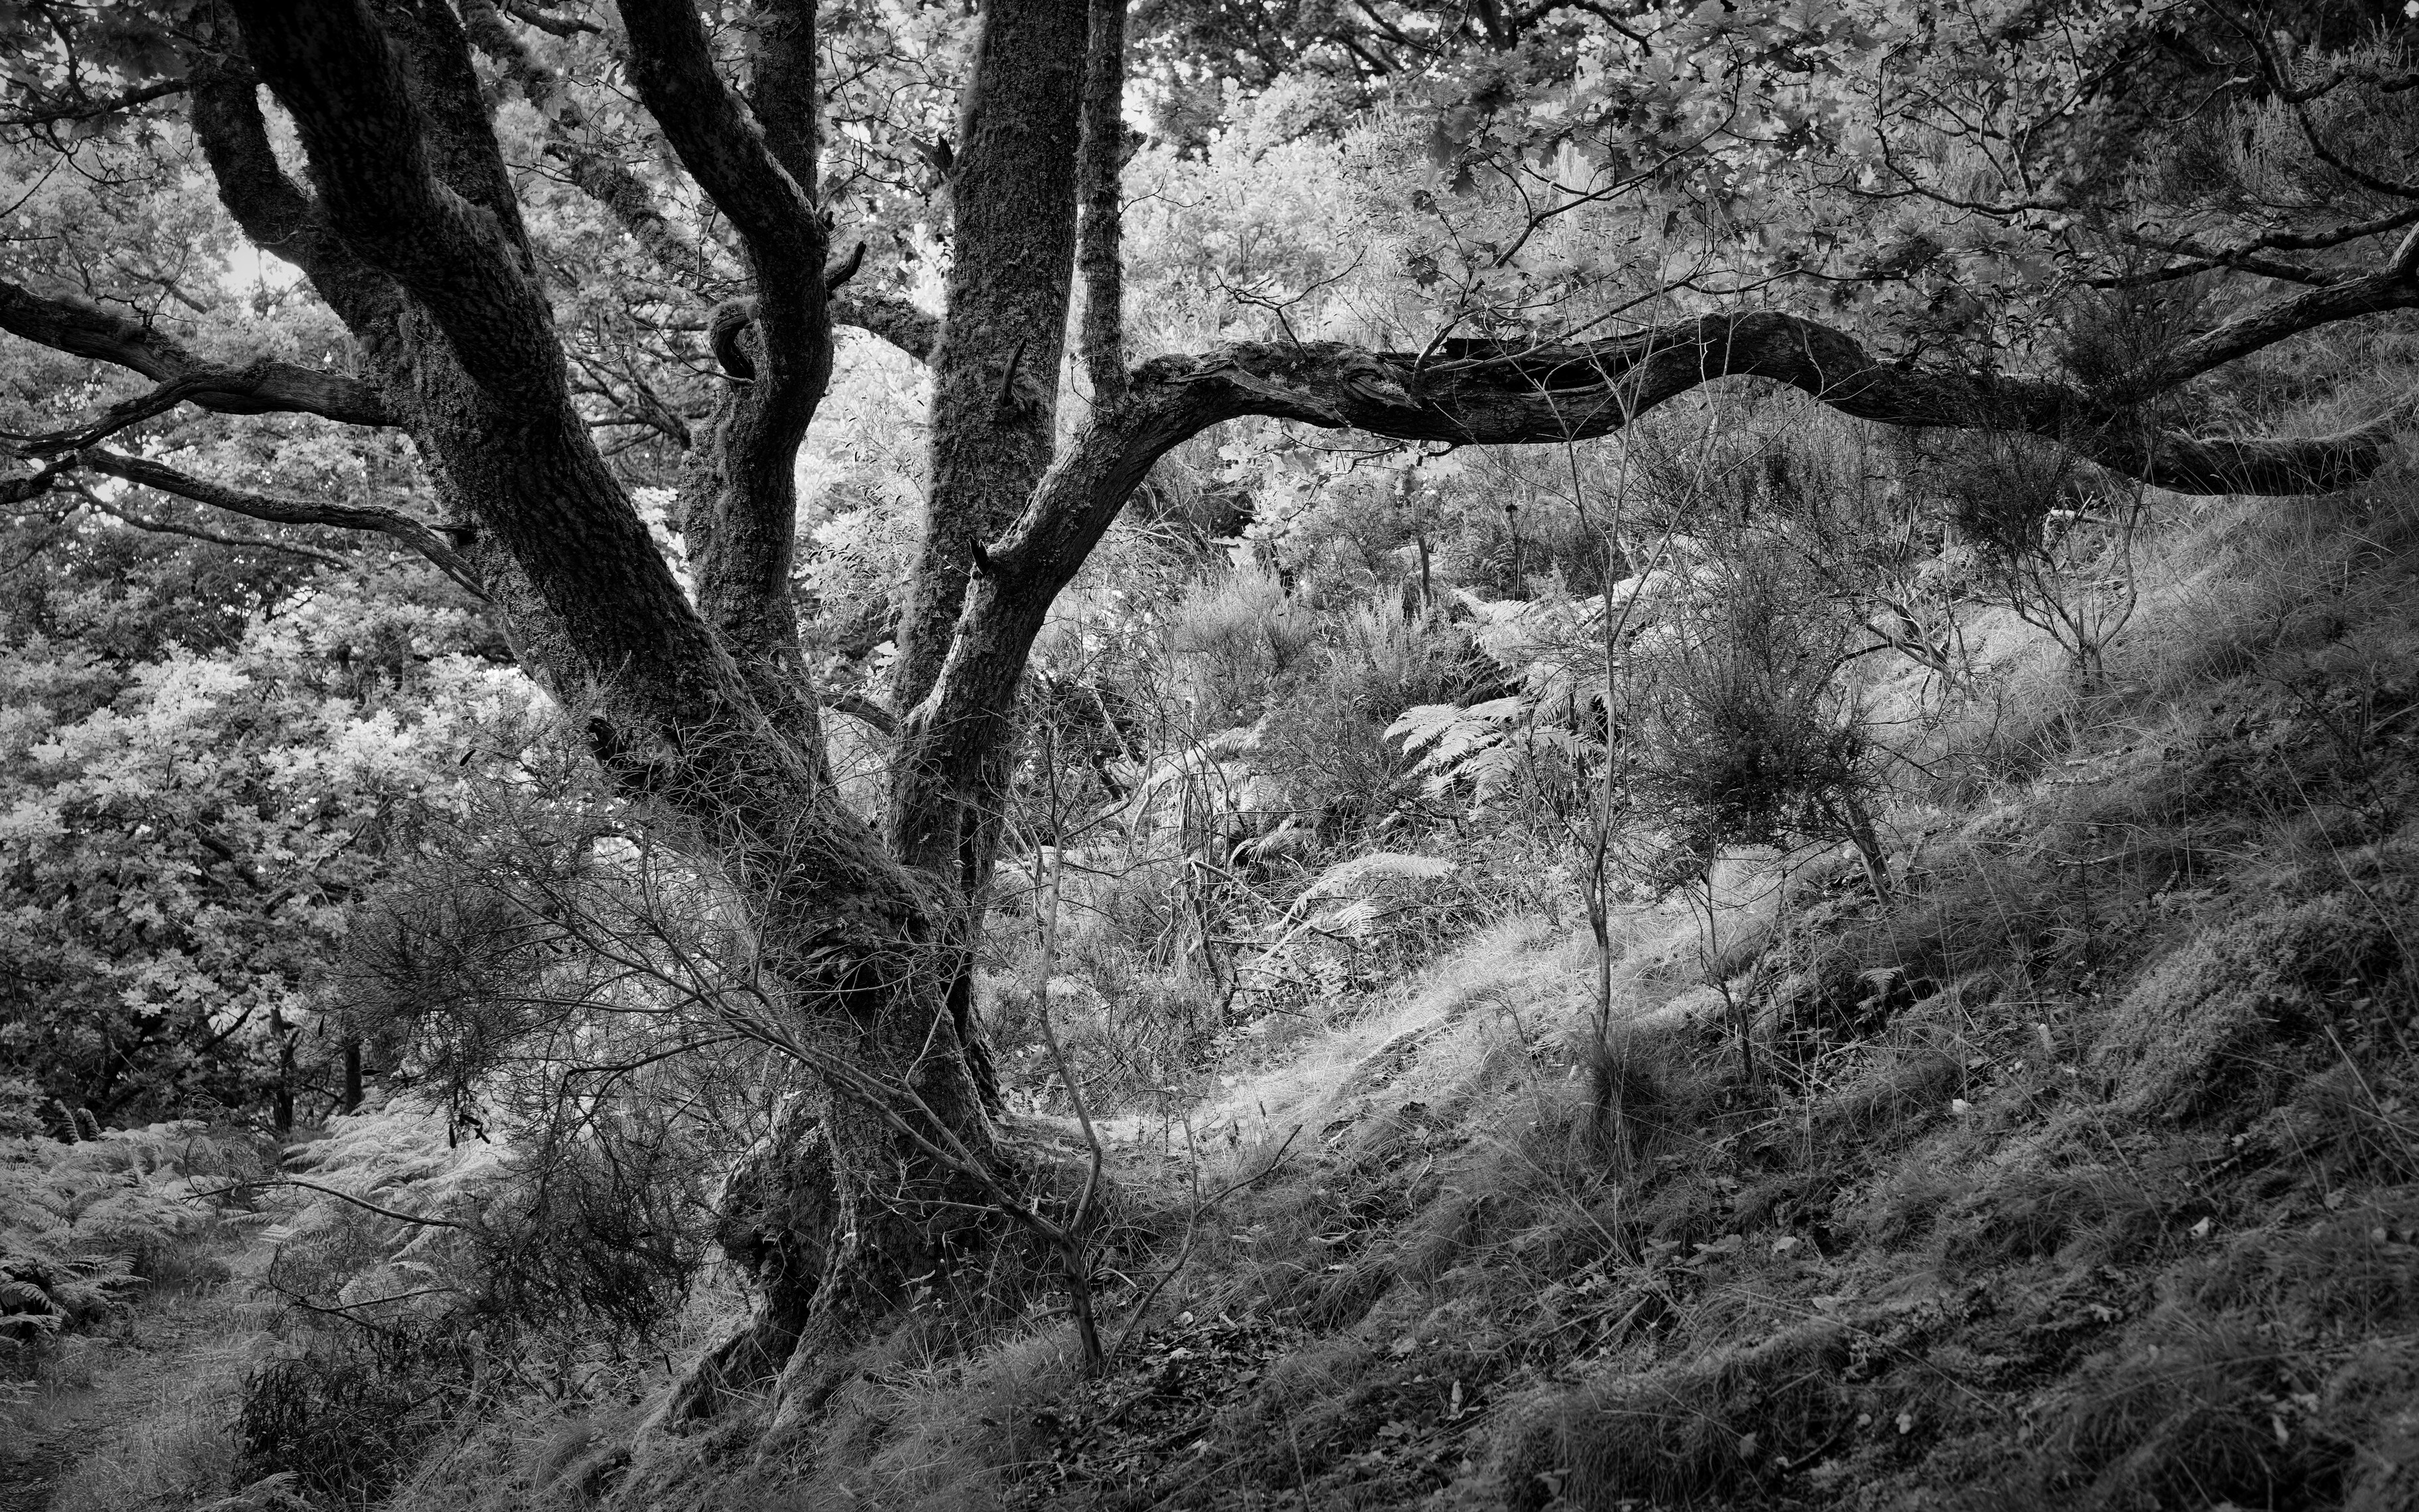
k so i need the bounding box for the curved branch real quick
[76,449,483,596]
[616,0,837,736]
[0,279,394,431]
[825,690,900,736]
[887,290,2419,867]
[617,0,825,286]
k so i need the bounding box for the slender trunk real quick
[271,1005,294,1134]
[341,1038,363,1114]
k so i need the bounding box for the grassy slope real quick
[380,482,2419,1512]
[768,490,2416,1511]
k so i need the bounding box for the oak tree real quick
[4,0,2414,1416]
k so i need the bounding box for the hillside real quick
[333,483,2414,1509]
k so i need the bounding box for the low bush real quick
[237,1324,473,1507]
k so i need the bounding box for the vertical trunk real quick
[888,0,1088,732]
[1076,0,1128,407]
[271,1004,294,1134]
[341,1038,363,1114]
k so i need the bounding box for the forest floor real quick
[2,1238,274,1512]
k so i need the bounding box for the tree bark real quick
[1076,0,1129,406]
[886,0,1088,738]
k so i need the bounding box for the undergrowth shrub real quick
[1163,562,1317,728]
[1624,545,1894,894]
[1256,603,1481,839]
[238,1323,473,1507]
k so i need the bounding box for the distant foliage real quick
[0,563,541,1126]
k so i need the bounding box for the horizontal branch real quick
[0,461,72,507]
[889,284,2419,849]
[0,279,394,430]
[831,293,940,363]
[501,0,600,35]
[825,690,899,734]
[0,79,189,129]
[76,448,483,595]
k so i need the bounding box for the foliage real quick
[0,556,539,1126]
[0,1119,270,1340]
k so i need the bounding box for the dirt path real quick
[1,1247,272,1512]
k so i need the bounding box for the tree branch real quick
[228,0,566,399]
[459,0,720,293]
[75,449,483,596]
[0,278,394,431]
[832,292,940,363]
[0,461,72,507]
[187,52,408,342]
[0,80,189,129]
[501,0,600,36]
[825,691,900,735]
[887,290,2419,870]
[617,0,825,284]
[746,0,820,197]
[72,485,350,567]
[888,0,1088,736]
[617,0,837,750]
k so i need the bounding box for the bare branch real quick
[501,0,601,36]
[831,293,940,362]
[72,485,351,567]
[1,80,188,129]
[191,1177,469,1228]
[75,449,483,596]
[888,285,2419,861]
[0,278,394,430]
[825,691,899,735]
